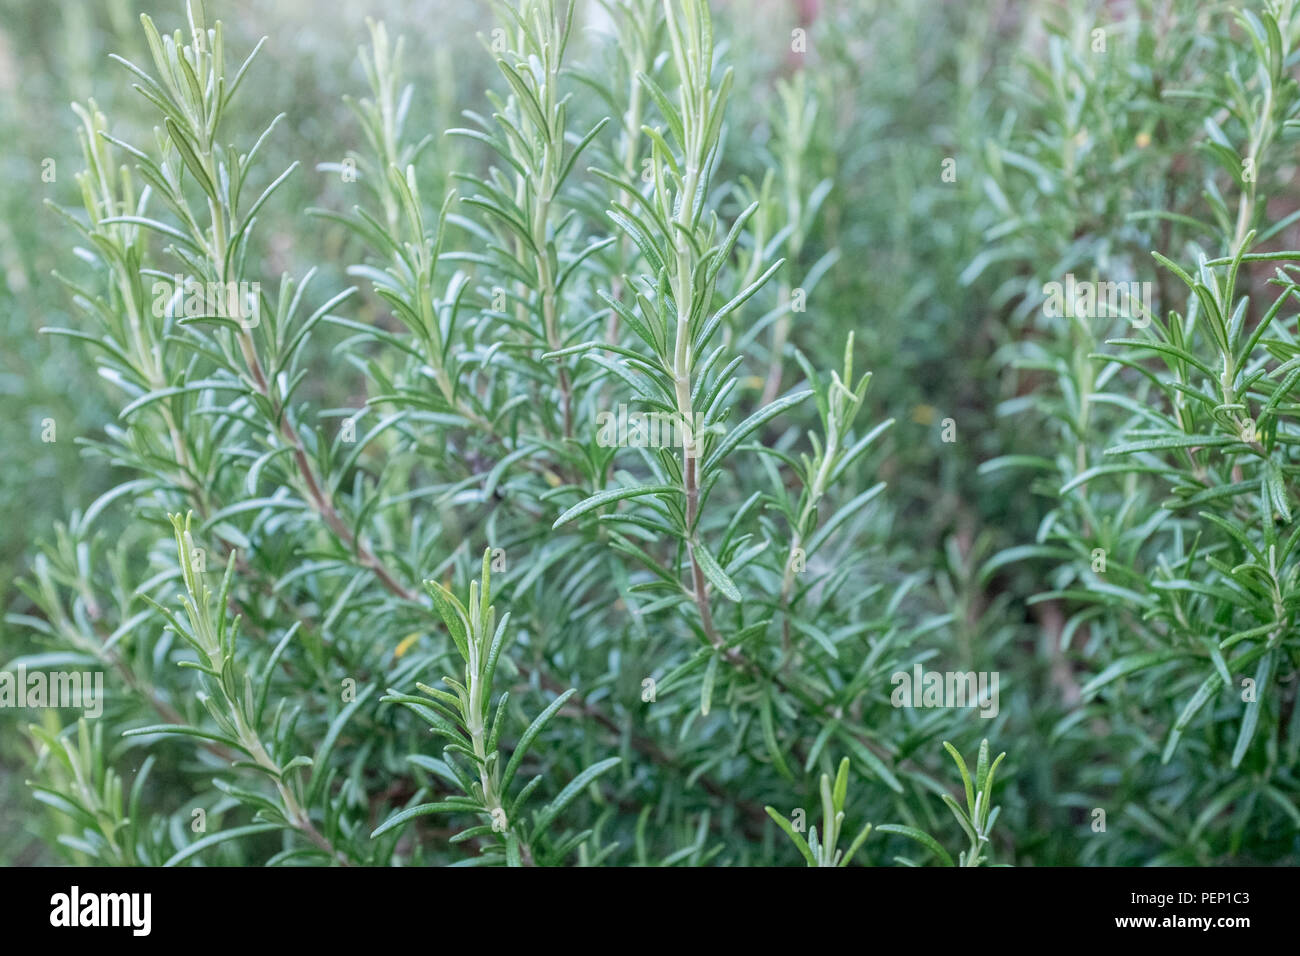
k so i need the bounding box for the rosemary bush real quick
[6,0,1000,867]
[972,0,1300,863]
[4,0,1298,868]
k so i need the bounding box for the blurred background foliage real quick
[1,0,1296,865]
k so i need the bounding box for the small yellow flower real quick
[1136,131,1151,149]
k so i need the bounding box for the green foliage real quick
[765,757,873,867]
[877,740,1007,868]
[974,0,1300,863]
[373,548,620,865]
[6,0,1299,868]
[8,0,995,867]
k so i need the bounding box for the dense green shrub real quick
[2,0,1296,866]
[973,0,1300,862]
